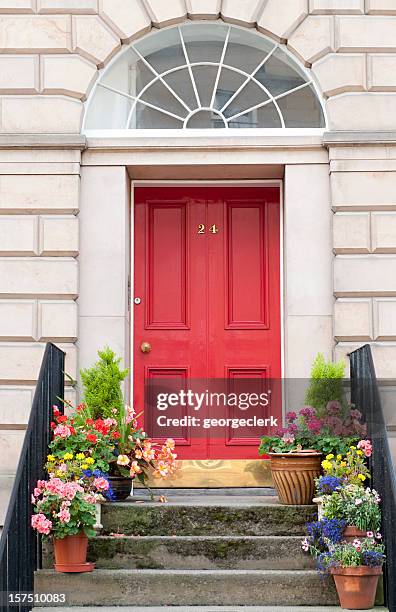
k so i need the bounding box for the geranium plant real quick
[47,403,178,488]
[31,477,102,539]
[259,403,366,456]
[322,484,381,533]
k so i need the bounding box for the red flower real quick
[94,419,110,435]
[86,433,98,444]
[76,403,85,412]
[69,426,76,435]
[50,421,56,429]
[86,418,94,426]
[53,405,60,416]
[57,415,68,423]
[112,431,121,440]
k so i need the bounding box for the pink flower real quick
[31,513,52,535]
[301,538,310,552]
[282,433,295,444]
[53,424,72,438]
[104,417,117,427]
[352,539,361,552]
[376,533,382,540]
[286,411,297,422]
[350,409,362,420]
[307,417,323,433]
[357,439,372,457]
[366,531,374,538]
[94,477,109,491]
[300,406,315,419]
[57,507,71,523]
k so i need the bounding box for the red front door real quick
[134,186,281,460]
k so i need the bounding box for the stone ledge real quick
[0,134,86,149]
[324,130,396,144]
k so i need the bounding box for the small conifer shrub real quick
[304,353,346,416]
[80,346,128,419]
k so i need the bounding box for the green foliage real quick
[80,346,128,419]
[304,353,346,415]
[322,484,381,532]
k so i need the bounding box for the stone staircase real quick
[34,489,387,609]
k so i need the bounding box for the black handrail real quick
[0,343,65,612]
[350,344,396,612]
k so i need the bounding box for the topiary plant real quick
[80,346,129,419]
[304,353,346,416]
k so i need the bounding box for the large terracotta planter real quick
[343,525,367,543]
[107,476,133,501]
[331,565,382,609]
[269,451,322,505]
[53,533,94,573]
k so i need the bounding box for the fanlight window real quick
[84,23,325,131]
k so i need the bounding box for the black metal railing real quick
[0,343,65,612]
[350,344,396,612]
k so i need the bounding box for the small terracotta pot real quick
[269,451,322,505]
[107,476,133,501]
[53,533,94,573]
[343,525,368,542]
[331,565,382,609]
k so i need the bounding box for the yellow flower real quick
[47,454,55,462]
[56,470,64,477]
[85,457,95,465]
[63,452,73,460]
[321,460,332,470]
[356,450,363,456]
[340,461,347,467]
[81,464,88,470]
[325,454,334,460]
[336,454,342,461]
[350,445,356,450]
[76,453,85,460]
[357,474,366,481]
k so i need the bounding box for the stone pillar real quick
[284,164,333,379]
[79,165,130,397]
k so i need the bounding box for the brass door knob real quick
[140,341,152,353]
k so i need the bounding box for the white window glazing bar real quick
[178,26,201,109]
[219,44,277,114]
[99,83,185,123]
[226,80,312,122]
[209,26,231,109]
[131,43,192,113]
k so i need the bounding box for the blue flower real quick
[316,475,343,496]
[362,551,385,567]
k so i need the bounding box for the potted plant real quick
[321,483,381,542]
[259,404,365,505]
[48,403,178,502]
[31,475,106,572]
[317,538,385,609]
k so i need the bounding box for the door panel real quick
[134,186,281,460]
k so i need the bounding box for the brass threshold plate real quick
[140,459,273,488]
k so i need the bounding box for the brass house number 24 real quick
[198,224,219,234]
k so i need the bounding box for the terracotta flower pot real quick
[107,476,133,501]
[331,565,382,609]
[269,451,322,505]
[53,533,94,573]
[343,525,368,542]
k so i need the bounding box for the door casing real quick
[131,180,284,487]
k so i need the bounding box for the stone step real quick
[43,535,314,570]
[101,498,317,537]
[35,569,339,607]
